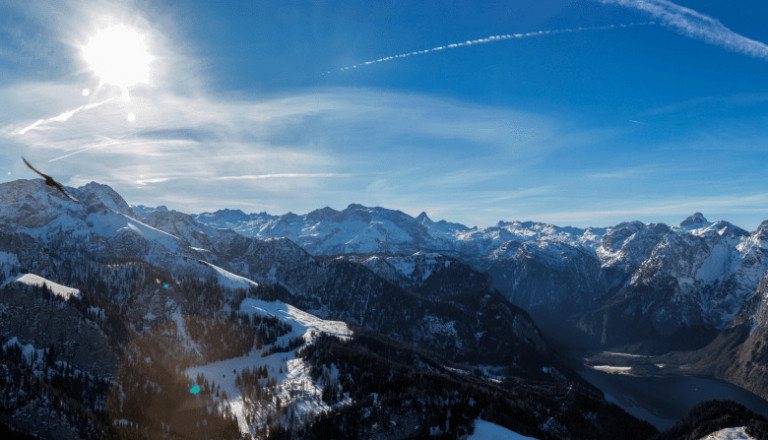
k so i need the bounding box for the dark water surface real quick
[578,367,768,430]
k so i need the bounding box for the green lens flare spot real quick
[190,385,201,394]
[163,283,169,289]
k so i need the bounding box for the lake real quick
[578,367,768,430]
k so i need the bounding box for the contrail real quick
[598,0,768,60]
[47,135,125,163]
[324,22,655,74]
[16,97,117,135]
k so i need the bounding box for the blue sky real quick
[2,0,768,229]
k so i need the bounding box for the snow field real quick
[590,365,633,374]
[185,298,352,438]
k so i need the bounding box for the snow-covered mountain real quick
[6,178,768,438]
[133,204,553,368]
[195,205,768,351]
[576,215,768,351]
[194,204,447,255]
[0,179,663,439]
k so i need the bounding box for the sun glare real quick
[82,25,152,91]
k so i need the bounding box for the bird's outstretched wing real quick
[56,186,80,204]
[21,156,80,203]
[22,156,50,179]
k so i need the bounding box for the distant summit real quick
[680,212,710,228]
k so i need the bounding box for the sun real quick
[82,25,152,91]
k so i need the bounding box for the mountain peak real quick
[680,212,709,228]
[77,181,134,216]
[416,211,432,224]
[306,206,339,221]
[756,220,768,239]
[216,208,247,216]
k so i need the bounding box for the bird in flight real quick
[22,157,80,203]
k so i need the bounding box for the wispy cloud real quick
[586,165,671,180]
[6,0,764,229]
[326,22,654,74]
[1,83,571,217]
[213,173,347,181]
[599,0,768,60]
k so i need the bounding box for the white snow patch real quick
[602,351,649,358]
[200,261,259,289]
[10,273,80,300]
[699,426,755,440]
[469,419,538,439]
[239,298,351,342]
[443,366,470,375]
[591,365,632,374]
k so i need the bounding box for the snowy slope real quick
[699,426,754,440]
[8,273,81,300]
[186,298,352,438]
[0,180,270,295]
[201,261,260,290]
[193,203,768,347]
[0,179,670,438]
[239,298,351,342]
[11,176,768,353]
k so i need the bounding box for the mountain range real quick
[189,202,768,353]
[2,179,768,439]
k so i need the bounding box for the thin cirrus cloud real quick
[598,0,768,60]
[0,82,566,217]
[326,22,654,74]
[213,174,348,181]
